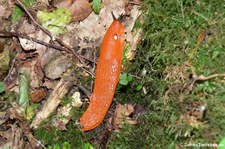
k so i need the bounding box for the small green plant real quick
[84,143,95,149]
[11,0,36,23]
[46,141,71,149]
[194,81,218,94]
[119,73,133,86]
[136,84,143,91]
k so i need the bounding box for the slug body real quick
[80,19,125,131]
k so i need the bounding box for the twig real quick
[193,73,225,81]
[0,30,71,53]
[77,84,91,97]
[15,0,86,64]
[80,66,94,77]
[1,30,95,65]
[4,58,16,81]
[15,0,52,39]
[189,73,225,91]
[124,72,142,80]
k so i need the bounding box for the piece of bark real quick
[30,79,71,129]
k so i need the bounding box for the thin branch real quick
[15,0,86,64]
[124,72,142,80]
[189,73,225,91]
[0,30,96,63]
[15,0,52,39]
[0,30,71,53]
[193,73,225,81]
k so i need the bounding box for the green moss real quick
[33,0,225,148]
[108,0,225,148]
[34,123,89,148]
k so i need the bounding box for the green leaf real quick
[11,0,36,23]
[11,7,24,23]
[18,69,30,108]
[91,0,101,14]
[33,103,40,109]
[219,138,225,149]
[119,73,133,86]
[120,73,127,80]
[0,82,5,93]
[18,69,31,120]
[127,75,133,82]
[37,8,72,34]
[53,144,60,149]
[136,84,142,91]
[84,143,95,149]
[119,79,128,86]
[25,105,34,120]
[63,142,71,149]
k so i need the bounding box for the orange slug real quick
[80,14,125,131]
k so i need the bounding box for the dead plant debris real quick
[0,0,143,147]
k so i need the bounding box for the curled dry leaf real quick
[30,88,47,103]
[111,103,137,132]
[52,0,92,22]
[6,107,38,148]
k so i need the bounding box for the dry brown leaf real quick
[15,19,58,73]
[40,48,60,69]
[42,78,55,89]
[16,19,51,57]
[111,104,137,131]
[19,57,44,88]
[30,88,47,103]
[39,0,49,5]
[6,107,39,148]
[0,111,9,125]
[0,124,24,149]
[52,0,92,22]
[43,53,72,79]
[61,0,142,58]
[0,0,12,19]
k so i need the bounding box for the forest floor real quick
[0,0,225,149]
